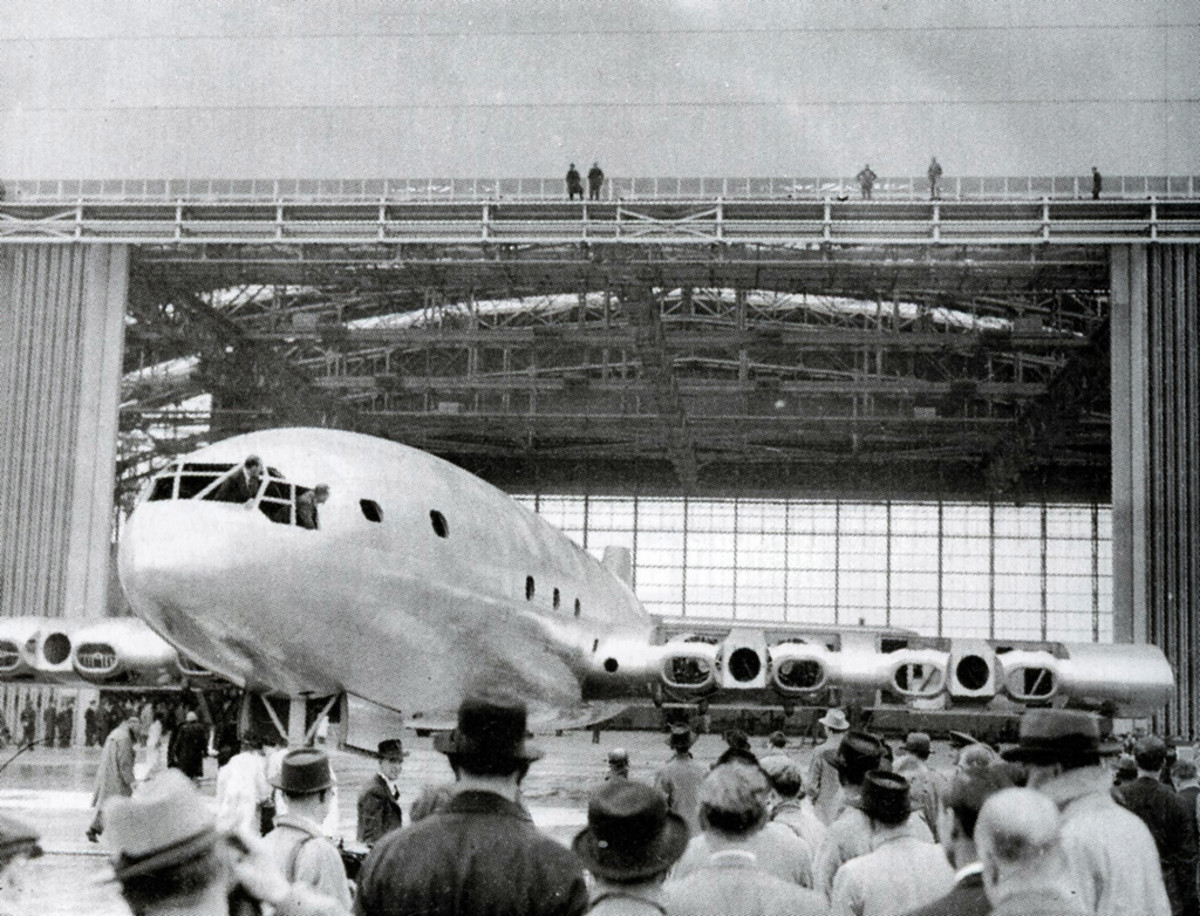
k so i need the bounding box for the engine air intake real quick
[776,658,824,691]
[75,643,118,672]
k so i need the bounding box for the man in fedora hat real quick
[666,761,827,915]
[572,779,689,915]
[1002,708,1169,916]
[106,769,349,915]
[813,730,934,898]
[831,770,954,915]
[653,723,707,836]
[356,739,407,847]
[355,689,588,916]
[1113,735,1197,916]
[806,708,850,826]
[264,748,352,911]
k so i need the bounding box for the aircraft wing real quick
[0,616,211,690]
[578,614,1174,719]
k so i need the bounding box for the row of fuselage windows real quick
[525,575,583,618]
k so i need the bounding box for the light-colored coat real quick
[667,851,828,916]
[805,737,844,826]
[93,722,136,809]
[264,812,352,911]
[654,753,707,837]
[673,822,813,887]
[813,801,934,898]
[1038,764,1170,916]
[771,797,827,879]
[830,829,954,915]
[216,749,270,835]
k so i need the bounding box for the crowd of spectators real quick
[5,689,1196,915]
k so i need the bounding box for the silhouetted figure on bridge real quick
[856,164,877,200]
[566,163,583,200]
[928,157,943,200]
[588,162,605,200]
[1092,167,1103,200]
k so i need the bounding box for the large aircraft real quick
[0,428,1174,742]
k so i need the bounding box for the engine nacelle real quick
[770,641,836,695]
[996,650,1060,703]
[582,635,717,700]
[0,617,56,680]
[886,649,949,699]
[0,617,79,683]
[71,619,185,686]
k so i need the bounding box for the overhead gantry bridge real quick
[0,179,1197,733]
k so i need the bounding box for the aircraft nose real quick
[118,502,258,617]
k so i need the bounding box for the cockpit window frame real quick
[144,462,314,529]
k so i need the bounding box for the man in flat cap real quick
[355,689,588,916]
[573,779,689,915]
[1003,709,1169,916]
[106,769,348,915]
[265,748,352,912]
[653,723,707,836]
[1114,735,1198,916]
[357,739,406,847]
[831,770,954,915]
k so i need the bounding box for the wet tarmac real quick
[0,728,957,914]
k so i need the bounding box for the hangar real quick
[1,184,1197,732]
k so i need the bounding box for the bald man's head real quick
[977,788,1060,865]
[977,788,1071,904]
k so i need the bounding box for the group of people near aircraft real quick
[0,686,1174,915]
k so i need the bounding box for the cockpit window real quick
[143,461,318,529]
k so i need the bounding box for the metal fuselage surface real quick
[118,429,649,723]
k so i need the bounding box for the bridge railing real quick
[4,175,1198,203]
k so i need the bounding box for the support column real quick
[1111,244,1200,736]
[0,245,127,621]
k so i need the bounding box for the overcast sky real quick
[2,0,1196,178]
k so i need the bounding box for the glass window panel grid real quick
[514,493,1113,639]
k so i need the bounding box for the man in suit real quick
[297,484,330,531]
[212,454,264,504]
[1115,735,1198,916]
[357,739,406,847]
[356,690,588,916]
